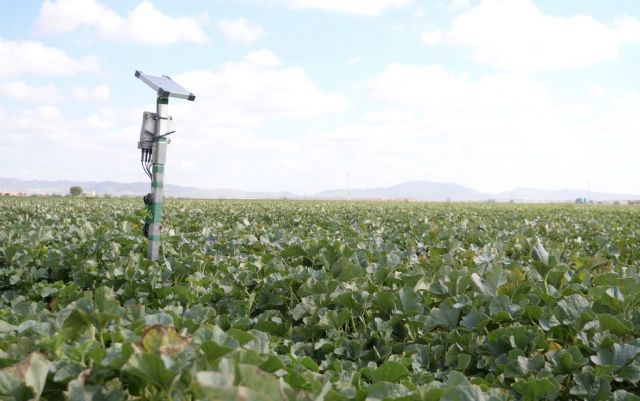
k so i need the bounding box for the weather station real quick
[135,71,195,260]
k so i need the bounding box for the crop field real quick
[1,197,640,400]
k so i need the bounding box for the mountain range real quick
[1,177,638,202]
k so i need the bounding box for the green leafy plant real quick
[1,197,640,399]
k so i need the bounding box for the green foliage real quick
[1,197,640,399]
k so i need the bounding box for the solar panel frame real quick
[135,71,195,101]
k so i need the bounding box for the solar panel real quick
[135,71,195,101]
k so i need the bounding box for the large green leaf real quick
[614,390,640,401]
[0,353,50,401]
[597,314,633,336]
[470,265,503,297]
[0,372,34,401]
[396,288,424,316]
[362,361,409,383]
[441,386,489,401]
[548,346,588,373]
[513,376,558,401]
[428,301,460,329]
[365,382,410,401]
[66,369,125,401]
[556,294,591,322]
[532,242,549,265]
[591,344,640,367]
[570,369,612,401]
[237,364,296,401]
[122,353,177,391]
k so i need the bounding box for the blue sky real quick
[1,0,639,194]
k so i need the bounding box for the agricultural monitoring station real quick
[135,70,195,261]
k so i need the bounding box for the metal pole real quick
[147,95,169,260]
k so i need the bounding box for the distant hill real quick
[1,177,638,202]
[498,188,639,202]
[0,178,293,199]
[316,181,491,201]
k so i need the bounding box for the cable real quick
[140,149,153,180]
[141,159,152,180]
[145,153,154,180]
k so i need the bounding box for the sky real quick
[1,0,639,195]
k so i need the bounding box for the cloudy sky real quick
[1,0,639,194]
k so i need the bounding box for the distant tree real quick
[69,186,83,197]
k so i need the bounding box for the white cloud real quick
[588,85,606,98]
[369,63,547,114]
[35,0,111,34]
[610,91,639,106]
[282,62,638,194]
[151,58,350,189]
[72,84,110,101]
[422,0,640,71]
[0,38,99,77]
[283,0,414,16]
[158,61,637,194]
[0,103,144,183]
[218,18,264,44]
[36,0,207,45]
[35,106,62,119]
[159,63,566,193]
[391,6,428,31]
[173,57,349,133]
[0,81,63,102]
[348,57,363,65]
[0,81,110,103]
[420,30,442,45]
[362,108,414,124]
[436,0,470,12]
[246,49,280,67]
[85,113,111,130]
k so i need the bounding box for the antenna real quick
[135,71,195,260]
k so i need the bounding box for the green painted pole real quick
[147,96,169,260]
